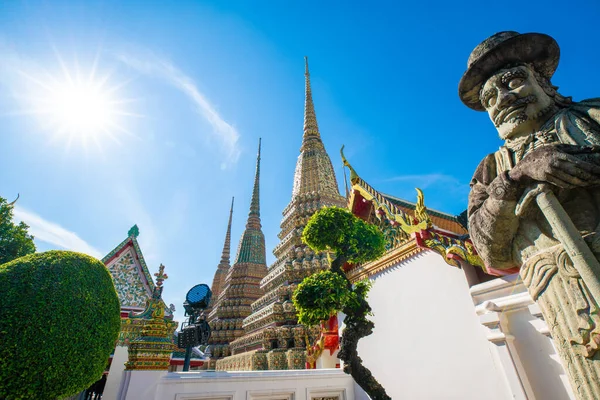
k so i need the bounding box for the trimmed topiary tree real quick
[0,250,121,399]
[294,206,390,400]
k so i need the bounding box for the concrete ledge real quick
[163,368,348,383]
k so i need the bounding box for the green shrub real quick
[293,270,373,326]
[293,270,352,326]
[0,251,121,399]
[302,207,386,264]
[298,207,389,399]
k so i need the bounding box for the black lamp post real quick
[177,284,212,371]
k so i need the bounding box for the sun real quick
[51,80,113,134]
[17,52,137,149]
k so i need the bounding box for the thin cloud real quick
[13,206,103,259]
[116,50,240,167]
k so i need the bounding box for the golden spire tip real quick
[304,56,309,76]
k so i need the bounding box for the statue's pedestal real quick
[316,349,339,369]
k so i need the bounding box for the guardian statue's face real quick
[480,65,555,140]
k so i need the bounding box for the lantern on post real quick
[177,284,212,371]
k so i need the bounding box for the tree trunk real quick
[330,257,391,400]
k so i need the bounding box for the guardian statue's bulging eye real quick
[508,78,524,89]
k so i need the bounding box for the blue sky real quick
[1,0,599,323]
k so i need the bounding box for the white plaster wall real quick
[506,308,574,399]
[119,370,167,400]
[103,345,128,400]
[151,369,355,400]
[470,275,575,400]
[356,250,511,399]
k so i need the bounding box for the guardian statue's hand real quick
[508,144,600,188]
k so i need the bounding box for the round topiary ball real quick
[293,270,352,326]
[0,250,121,399]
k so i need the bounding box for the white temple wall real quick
[119,369,355,400]
[356,250,511,399]
[103,345,129,400]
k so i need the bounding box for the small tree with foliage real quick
[293,207,390,400]
[0,251,121,399]
[0,195,35,265]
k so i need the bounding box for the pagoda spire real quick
[246,138,261,230]
[290,58,343,200]
[233,139,266,264]
[206,140,268,354]
[220,58,347,361]
[206,197,235,319]
[219,197,235,266]
[303,57,320,140]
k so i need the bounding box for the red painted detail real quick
[447,253,464,262]
[342,262,354,273]
[432,228,461,239]
[414,232,425,248]
[169,360,204,367]
[120,311,130,318]
[351,191,372,221]
[485,265,521,277]
[103,239,134,266]
[131,245,151,290]
[419,230,432,240]
[323,315,340,356]
[305,362,316,369]
[336,363,340,369]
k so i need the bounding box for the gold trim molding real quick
[346,239,425,282]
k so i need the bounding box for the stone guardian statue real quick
[461,31,600,399]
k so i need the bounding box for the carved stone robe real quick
[468,99,600,399]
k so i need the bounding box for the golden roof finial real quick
[154,264,168,288]
[340,145,359,184]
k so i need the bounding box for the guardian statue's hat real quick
[459,31,560,111]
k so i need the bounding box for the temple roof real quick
[102,225,155,311]
[342,148,485,274]
[379,193,467,235]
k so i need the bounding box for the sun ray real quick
[52,45,75,86]
[104,77,136,96]
[106,120,138,140]
[17,70,56,92]
[112,111,145,118]
[89,51,100,83]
